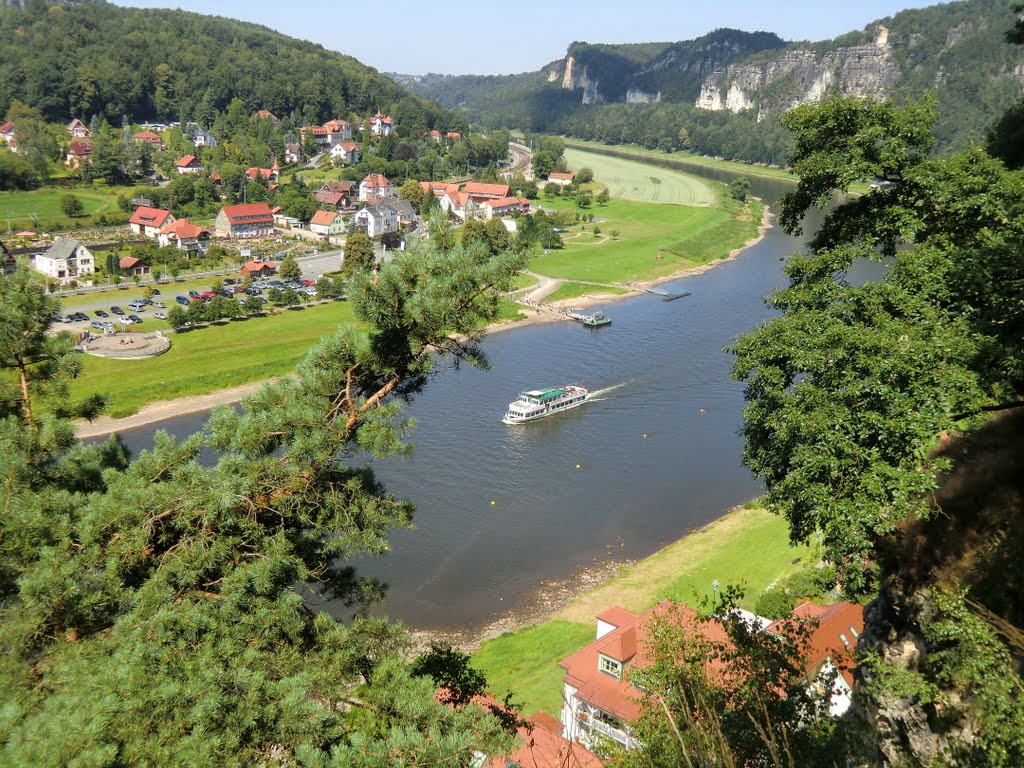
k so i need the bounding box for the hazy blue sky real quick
[115,0,942,75]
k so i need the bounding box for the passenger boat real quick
[580,311,611,328]
[502,385,589,424]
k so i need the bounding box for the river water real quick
[103,169,836,630]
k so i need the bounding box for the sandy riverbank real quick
[75,203,774,440]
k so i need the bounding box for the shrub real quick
[755,589,793,620]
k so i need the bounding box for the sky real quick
[114,0,944,76]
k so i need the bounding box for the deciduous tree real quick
[342,231,375,274]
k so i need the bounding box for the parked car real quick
[70,312,89,321]
[152,301,166,308]
[153,311,167,320]
[302,287,317,296]
[127,314,143,324]
[127,300,146,311]
[245,287,262,296]
[94,309,109,318]
[223,278,237,285]
[90,321,107,330]
[150,288,160,295]
[110,306,125,315]
[176,296,189,305]
[54,314,71,323]
[201,290,216,299]
[188,290,200,298]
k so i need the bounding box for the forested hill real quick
[0,0,464,132]
[401,0,1024,158]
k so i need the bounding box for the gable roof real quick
[484,196,528,209]
[176,154,199,167]
[133,130,162,143]
[484,712,605,768]
[310,210,338,227]
[221,203,274,223]
[119,256,143,270]
[765,601,864,686]
[321,181,354,194]
[314,191,345,207]
[129,206,172,228]
[160,219,208,239]
[0,121,13,135]
[68,141,92,156]
[597,606,639,630]
[549,172,575,180]
[361,173,392,188]
[43,238,86,260]
[463,182,510,199]
[253,109,278,121]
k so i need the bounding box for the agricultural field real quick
[563,147,717,205]
[0,187,121,231]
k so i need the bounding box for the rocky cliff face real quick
[696,27,901,119]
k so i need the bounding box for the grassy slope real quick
[543,282,628,303]
[474,506,815,718]
[532,194,761,284]
[0,187,121,229]
[69,302,358,417]
[563,148,717,205]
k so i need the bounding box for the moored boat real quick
[502,385,589,424]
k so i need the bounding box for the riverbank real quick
[75,203,773,440]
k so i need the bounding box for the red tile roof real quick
[463,182,510,199]
[133,130,162,143]
[221,203,274,223]
[361,173,392,187]
[119,256,142,270]
[765,601,864,686]
[314,191,345,207]
[597,606,638,629]
[160,219,208,239]
[176,154,198,167]
[483,712,605,768]
[340,142,358,152]
[240,260,277,274]
[0,121,13,134]
[68,141,92,156]
[129,206,172,228]
[484,196,528,209]
[549,172,575,181]
[245,167,276,181]
[310,210,338,227]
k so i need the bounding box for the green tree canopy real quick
[342,231,375,274]
[278,253,302,282]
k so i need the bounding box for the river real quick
[102,169,846,631]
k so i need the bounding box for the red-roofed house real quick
[322,119,352,142]
[548,172,575,186]
[215,203,275,238]
[426,130,442,142]
[440,190,481,221]
[309,209,346,238]
[240,260,277,278]
[133,130,164,148]
[359,173,394,201]
[1,121,16,150]
[252,109,280,125]
[463,182,511,201]
[245,160,280,184]
[65,141,92,169]
[158,219,211,256]
[118,255,150,276]
[67,118,91,139]
[129,206,174,238]
[484,712,604,768]
[483,196,530,219]
[329,142,360,165]
[176,155,202,174]
[560,600,864,753]
[446,131,463,141]
[419,181,458,199]
[369,110,394,137]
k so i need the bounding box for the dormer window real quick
[599,653,623,680]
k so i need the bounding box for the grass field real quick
[473,506,815,718]
[564,148,716,205]
[563,139,797,181]
[68,301,360,417]
[0,187,121,230]
[531,194,761,285]
[543,282,628,303]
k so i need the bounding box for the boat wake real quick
[586,382,627,401]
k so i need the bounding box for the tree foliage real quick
[731,94,1024,593]
[0,239,527,765]
[342,232,375,274]
[278,254,302,282]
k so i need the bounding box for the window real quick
[599,654,622,680]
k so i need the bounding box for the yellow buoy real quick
[699,408,705,413]
[576,464,582,469]
[490,500,496,506]
[643,433,648,438]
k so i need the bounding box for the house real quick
[34,238,95,283]
[548,172,575,186]
[67,118,91,139]
[446,131,462,141]
[192,127,217,148]
[216,203,275,238]
[368,110,395,137]
[240,260,277,278]
[419,181,458,200]
[329,142,360,165]
[129,206,175,238]
[463,182,511,201]
[252,109,280,126]
[132,130,164,148]
[158,219,211,256]
[763,601,865,717]
[426,130,442,142]
[440,190,481,222]
[359,173,394,201]
[176,154,202,174]
[309,210,346,238]
[0,121,16,149]
[118,255,150,276]
[322,119,352,142]
[284,143,303,164]
[482,196,530,219]
[300,125,330,146]
[389,197,416,228]
[353,201,399,238]
[245,160,280,185]
[65,141,92,169]
[321,181,355,198]
[559,600,864,753]
[484,712,604,768]
[314,191,346,210]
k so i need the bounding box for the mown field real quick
[563,147,717,205]
[473,505,816,718]
[0,187,121,230]
[531,193,762,285]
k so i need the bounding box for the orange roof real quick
[463,182,510,199]
[322,119,349,131]
[310,210,338,226]
[484,712,605,768]
[765,601,864,686]
[1,121,15,134]
[340,142,358,151]
[129,206,172,228]
[549,172,575,180]
[484,196,527,209]
[118,256,142,270]
[177,154,198,166]
[133,130,162,143]
[361,173,392,187]
[597,606,638,629]
[221,203,274,223]
[245,167,276,181]
[160,219,208,239]
[240,260,277,273]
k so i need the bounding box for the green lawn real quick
[69,301,359,417]
[473,506,816,718]
[531,194,761,284]
[0,187,121,230]
[544,282,628,303]
[563,139,797,181]
[563,148,716,205]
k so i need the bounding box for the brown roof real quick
[68,141,92,156]
[160,219,208,239]
[118,256,142,270]
[314,191,345,207]
[133,130,162,143]
[253,109,278,121]
[549,172,575,180]
[361,173,392,188]
[240,260,277,274]
[177,154,199,167]
[463,182,510,199]
[129,206,172,228]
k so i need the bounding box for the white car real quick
[153,311,167,320]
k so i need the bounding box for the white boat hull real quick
[502,386,589,424]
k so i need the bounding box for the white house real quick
[329,142,360,165]
[358,173,394,201]
[309,210,346,238]
[176,154,202,174]
[34,238,95,283]
[353,201,399,238]
[158,219,211,256]
[368,110,394,137]
[129,206,174,238]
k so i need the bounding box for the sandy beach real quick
[76,203,773,440]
